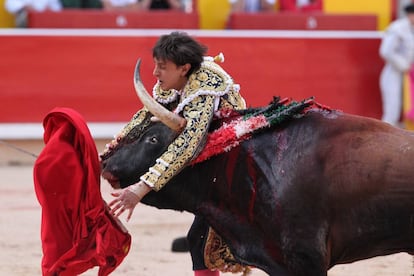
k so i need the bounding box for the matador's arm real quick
[140,94,216,191]
[100,108,150,160]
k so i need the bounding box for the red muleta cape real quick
[33,107,131,276]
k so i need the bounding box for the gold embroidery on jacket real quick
[120,108,149,138]
[141,61,245,191]
[100,108,151,159]
[141,95,215,191]
[204,228,251,275]
[153,84,179,104]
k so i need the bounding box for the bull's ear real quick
[133,58,187,133]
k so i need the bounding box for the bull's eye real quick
[149,136,158,144]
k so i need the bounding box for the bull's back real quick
[245,110,414,266]
[307,112,414,265]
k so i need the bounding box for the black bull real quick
[101,109,414,275]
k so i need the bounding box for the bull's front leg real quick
[197,204,292,275]
[280,220,329,276]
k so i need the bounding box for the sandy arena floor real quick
[0,140,413,275]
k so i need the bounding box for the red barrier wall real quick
[228,12,377,30]
[28,10,376,31]
[0,30,383,124]
[28,10,199,29]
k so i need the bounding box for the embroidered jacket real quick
[117,58,246,191]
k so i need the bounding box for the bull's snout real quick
[101,170,121,189]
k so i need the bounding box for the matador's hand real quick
[109,181,152,221]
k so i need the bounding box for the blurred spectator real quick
[61,0,103,8]
[229,0,275,12]
[279,0,322,12]
[101,0,139,10]
[100,0,184,10]
[5,0,62,27]
[399,0,413,18]
[138,0,183,10]
[379,3,414,127]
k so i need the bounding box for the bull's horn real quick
[134,59,187,132]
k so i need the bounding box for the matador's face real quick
[153,57,190,91]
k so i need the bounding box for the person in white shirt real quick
[379,3,414,126]
[5,0,62,27]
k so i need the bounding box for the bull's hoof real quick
[171,236,189,252]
